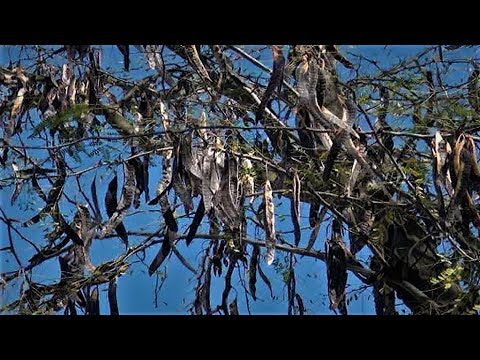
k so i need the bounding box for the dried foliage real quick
[2,45,480,315]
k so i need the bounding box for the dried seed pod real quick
[264,179,276,265]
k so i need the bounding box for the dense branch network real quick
[1,45,480,315]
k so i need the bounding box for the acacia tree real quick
[1,45,480,315]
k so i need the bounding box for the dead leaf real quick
[116,45,130,71]
[10,163,25,205]
[249,245,259,300]
[105,175,119,218]
[88,286,100,315]
[326,221,348,315]
[149,149,173,206]
[143,45,163,71]
[90,174,102,224]
[292,171,301,247]
[108,278,119,315]
[241,158,255,203]
[185,198,205,246]
[256,45,285,123]
[295,293,305,315]
[185,45,212,83]
[229,298,240,315]
[100,162,136,246]
[11,88,26,120]
[326,45,354,69]
[128,157,147,209]
[258,262,274,299]
[148,236,172,276]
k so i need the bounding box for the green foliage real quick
[31,103,90,138]
[431,266,465,290]
[402,157,429,185]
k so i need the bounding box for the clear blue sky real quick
[1,45,477,315]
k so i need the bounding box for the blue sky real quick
[2,45,477,315]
